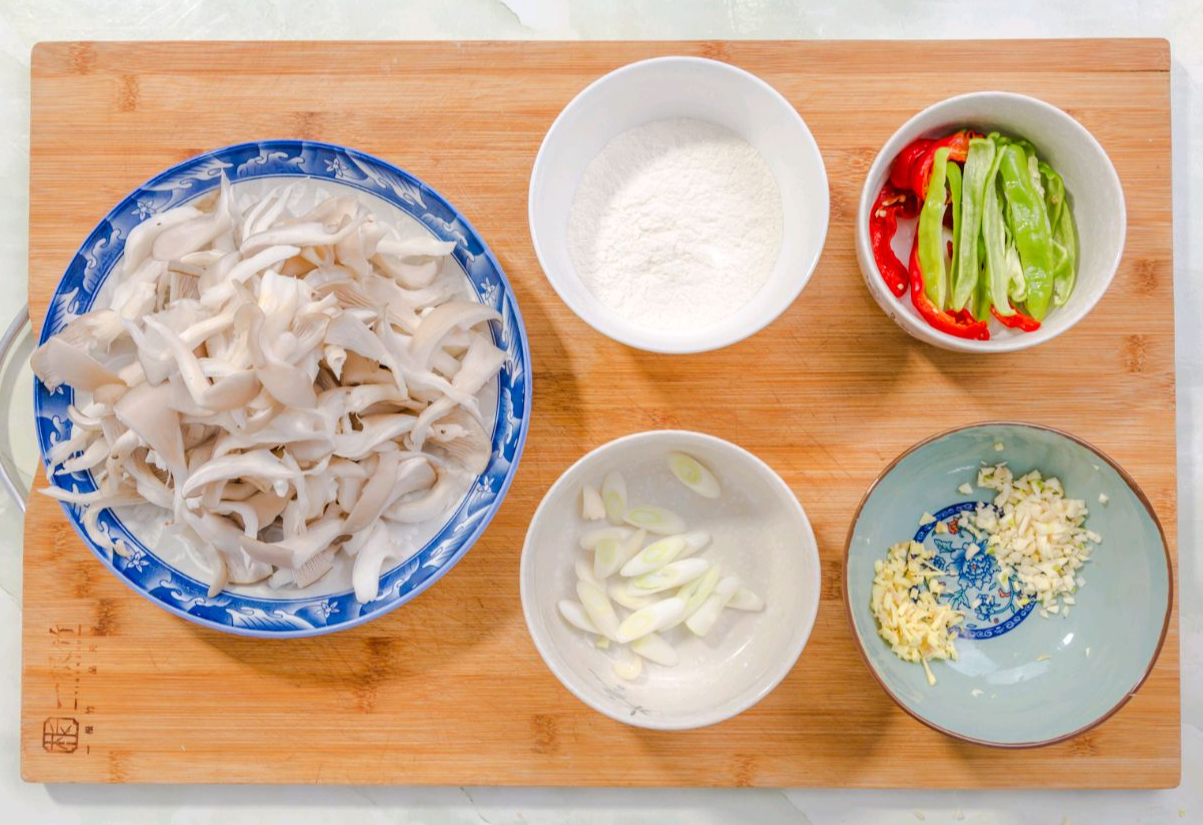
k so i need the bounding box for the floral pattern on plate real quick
[34,140,532,638]
[914,501,1035,640]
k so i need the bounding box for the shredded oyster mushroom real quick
[32,177,504,603]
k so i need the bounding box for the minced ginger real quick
[871,540,963,685]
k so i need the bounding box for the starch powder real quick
[567,118,784,331]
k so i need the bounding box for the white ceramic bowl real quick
[528,56,829,354]
[520,430,821,730]
[856,92,1126,353]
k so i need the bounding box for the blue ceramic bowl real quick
[845,422,1172,747]
[34,140,531,638]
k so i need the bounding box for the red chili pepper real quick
[869,183,919,298]
[991,303,1041,332]
[889,138,933,191]
[909,130,981,198]
[908,241,990,340]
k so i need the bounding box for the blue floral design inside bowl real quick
[34,140,531,638]
[914,502,1035,640]
[845,423,1171,746]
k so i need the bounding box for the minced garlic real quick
[972,464,1100,613]
[871,540,963,685]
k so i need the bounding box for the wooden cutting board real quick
[22,40,1178,787]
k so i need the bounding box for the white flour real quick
[567,118,783,331]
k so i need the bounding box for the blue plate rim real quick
[841,419,1174,748]
[32,139,533,639]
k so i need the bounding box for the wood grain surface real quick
[22,40,1178,787]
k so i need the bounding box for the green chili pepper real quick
[1027,153,1045,199]
[1039,162,1065,228]
[951,138,996,312]
[981,138,1013,316]
[947,159,962,298]
[1052,207,1077,307]
[998,144,1056,320]
[917,146,952,309]
[1039,161,1078,307]
[1005,241,1026,301]
[973,236,992,321]
[990,131,1036,158]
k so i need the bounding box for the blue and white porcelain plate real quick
[913,502,1034,640]
[34,140,532,638]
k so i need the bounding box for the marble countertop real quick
[0,1,1198,822]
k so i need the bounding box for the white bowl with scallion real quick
[520,430,821,730]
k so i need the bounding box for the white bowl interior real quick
[521,431,821,729]
[856,92,1125,353]
[529,57,829,353]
